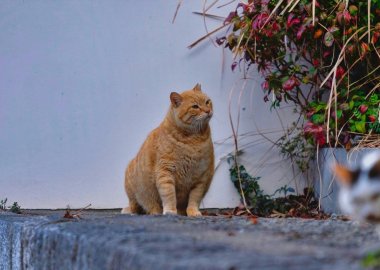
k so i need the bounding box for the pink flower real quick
[337,10,351,25]
[262,80,269,90]
[252,13,269,30]
[323,51,331,58]
[344,10,351,22]
[282,76,299,91]
[296,25,306,39]
[359,105,368,114]
[304,122,326,145]
[304,122,323,134]
[287,14,301,28]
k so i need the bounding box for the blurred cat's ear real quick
[170,92,183,108]
[333,164,356,186]
[193,83,202,92]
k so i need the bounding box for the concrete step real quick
[0,210,379,270]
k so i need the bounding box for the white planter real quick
[315,147,376,214]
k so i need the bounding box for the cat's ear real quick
[333,164,356,186]
[193,83,202,92]
[170,92,183,108]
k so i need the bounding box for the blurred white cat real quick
[334,151,380,223]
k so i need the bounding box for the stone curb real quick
[0,211,378,270]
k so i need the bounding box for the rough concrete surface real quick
[0,210,379,270]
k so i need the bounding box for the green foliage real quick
[228,157,296,216]
[307,91,380,145]
[10,202,21,214]
[0,198,22,214]
[0,198,7,210]
[362,249,380,268]
[227,155,324,217]
[272,185,296,197]
[216,0,380,148]
[277,124,315,173]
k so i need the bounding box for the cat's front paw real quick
[121,207,131,214]
[163,209,178,215]
[186,207,202,217]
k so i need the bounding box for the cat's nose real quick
[204,108,211,114]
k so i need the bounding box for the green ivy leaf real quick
[370,94,379,104]
[362,250,380,268]
[349,100,354,109]
[311,114,325,124]
[355,121,366,133]
[315,103,327,112]
[280,76,289,83]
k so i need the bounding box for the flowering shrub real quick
[216,0,380,148]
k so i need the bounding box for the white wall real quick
[0,0,300,209]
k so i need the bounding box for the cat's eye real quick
[206,100,211,105]
[192,104,199,109]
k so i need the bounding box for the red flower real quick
[337,10,351,25]
[312,59,320,67]
[282,76,299,91]
[252,13,269,30]
[304,122,326,145]
[304,122,323,134]
[315,133,327,145]
[369,115,377,123]
[372,32,380,44]
[360,42,370,56]
[287,14,301,28]
[336,66,345,79]
[271,22,280,32]
[296,25,306,40]
[346,44,355,55]
[343,10,351,23]
[359,105,368,114]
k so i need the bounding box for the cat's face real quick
[334,151,380,223]
[169,84,213,132]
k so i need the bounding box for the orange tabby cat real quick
[121,84,214,216]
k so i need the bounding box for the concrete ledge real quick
[1,210,379,270]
